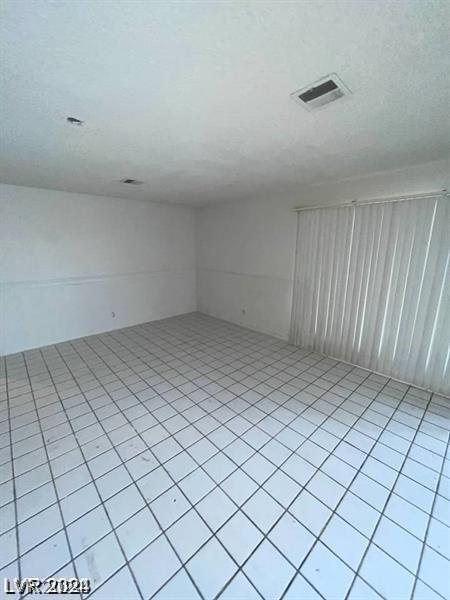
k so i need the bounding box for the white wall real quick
[197,196,295,340]
[1,184,196,354]
[2,158,448,359]
[197,159,450,341]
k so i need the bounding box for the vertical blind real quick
[290,194,449,396]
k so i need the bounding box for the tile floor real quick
[1,313,449,600]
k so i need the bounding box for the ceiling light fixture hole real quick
[66,116,84,126]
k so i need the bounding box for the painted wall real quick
[2,158,448,357]
[1,184,196,354]
[196,159,450,341]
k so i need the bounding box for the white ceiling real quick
[1,0,449,206]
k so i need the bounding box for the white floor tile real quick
[383,494,429,540]
[259,438,291,466]
[15,462,52,497]
[242,453,277,485]
[269,512,315,567]
[350,472,390,511]
[321,454,357,487]
[165,451,197,482]
[300,541,354,599]
[394,474,435,513]
[283,573,322,600]
[0,528,17,568]
[116,507,161,559]
[186,537,237,598]
[67,505,111,557]
[359,543,416,599]
[0,561,20,594]
[374,516,423,572]
[130,535,181,599]
[417,544,450,598]
[97,465,133,501]
[18,503,62,555]
[89,566,141,600]
[321,513,369,570]
[88,449,121,478]
[348,576,383,599]
[296,439,329,467]
[244,539,295,600]
[218,572,261,600]
[336,491,380,538]
[362,456,398,489]
[281,453,316,486]
[154,569,201,600]
[16,481,57,523]
[307,470,346,510]
[166,509,212,562]
[221,469,258,506]
[426,517,450,559]
[150,485,191,529]
[136,466,172,503]
[413,579,445,600]
[242,489,283,533]
[60,483,101,525]
[21,530,71,580]
[54,464,91,498]
[203,452,236,483]
[178,467,215,504]
[197,487,237,532]
[263,469,301,507]
[104,483,145,527]
[289,489,332,536]
[217,510,263,565]
[3,314,446,600]
[152,437,183,464]
[0,503,14,536]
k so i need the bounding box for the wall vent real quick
[291,74,351,111]
[120,178,144,185]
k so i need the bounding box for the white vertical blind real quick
[290,195,450,395]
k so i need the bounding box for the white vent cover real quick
[291,73,351,111]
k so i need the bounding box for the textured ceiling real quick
[1,0,449,206]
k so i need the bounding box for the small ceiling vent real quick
[120,178,144,185]
[66,116,84,126]
[291,74,351,111]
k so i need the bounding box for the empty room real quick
[1,1,449,599]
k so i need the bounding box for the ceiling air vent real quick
[291,74,351,111]
[120,178,144,185]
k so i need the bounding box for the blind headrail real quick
[293,190,448,212]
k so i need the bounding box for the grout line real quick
[105,319,449,599]
[21,346,146,600]
[5,349,443,546]
[50,331,205,600]
[78,323,381,599]
[2,314,448,600]
[279,374,400,599]
[343,387,440,600]
[409,433,450,599]
[3,356,21,583]
[3,359,445,472]
[19,348,82,599]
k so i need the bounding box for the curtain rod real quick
[293,190,448,212]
